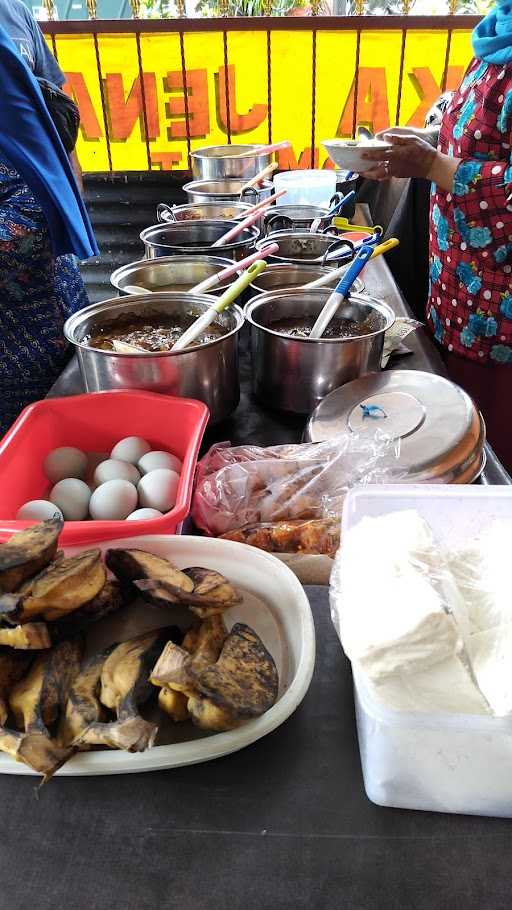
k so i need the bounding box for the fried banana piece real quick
[50,580,132,643]
[0,650,33,724]
[158,623,279,733]
[0,728,71,779]
[59,646,115,748]
[106,549,193,600]
[0,518,62,594]
[74,631,165,752]
[135,568,242,619]
[0,623,51,650]
[182,615,228,663]
[4,550,106,623]
[158,687,189,722]
[9,639,83,734]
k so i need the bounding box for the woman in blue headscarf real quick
[0,22,97,436]
[360,1,512,472]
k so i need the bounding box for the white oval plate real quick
[0,535,315,776]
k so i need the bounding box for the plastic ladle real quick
[172,260,267,352]
[189,243,279,295]
[309,238,399,339]
[302,236,398,290]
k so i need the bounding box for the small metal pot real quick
[63,293,244,424]
[263,203,336,234]
[110,255,236,297]
[183,179,272,206]
[140,220,260,262]
[191,145,272,180]
[248,263,364,296]
[157,202,252,223]
[245,289,395,414]
[255,231,354,266]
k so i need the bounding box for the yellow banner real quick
[49,27,473,173]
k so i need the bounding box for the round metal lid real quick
[304,370,486,484]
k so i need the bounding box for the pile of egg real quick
[17,437,182,522]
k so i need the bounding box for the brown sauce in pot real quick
[269,314,382,339]
[85,313,227,352]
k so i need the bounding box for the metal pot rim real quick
[140,220,260,252]
[110,254,234,291]
[191,144,270,160]
[64,293,245,357]
[244,289,395,344]
[183,179,272,192]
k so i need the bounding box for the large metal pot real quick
[183,179,272,206]
[110,255,236,296]
[191,145,272,180]
[255,231,354,266]
[263,204,334,234]
[245,289,395,414]
[248,263,364,296]
[140,220,260,262]
[63,293,244,424]
[157,202,251,223]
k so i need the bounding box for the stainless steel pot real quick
[183,179,272,206]
[263,204,333,234]
[248,263,364,296]
[63,293,244,424]
[157,202,251,223]
[140,220,260,262]
[110,255,236,297]
[245,289,395,414]
[255,231,354,266]
[191,145,272,180]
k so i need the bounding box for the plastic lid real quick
[304,369,486,484]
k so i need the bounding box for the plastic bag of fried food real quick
[192,431,401,550]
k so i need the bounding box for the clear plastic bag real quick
[192,430,401,548]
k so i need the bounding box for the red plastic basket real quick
[0,391,209,546]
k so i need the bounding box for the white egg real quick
[85,452,109,485]
[49,478,91,521]
[16,500,64,521]
[137,469,179,513]
[94,459,140,487]
[111,436,151,465]
[89,479,138,521]
[44,446,87,483]
[138,450,182,476]
[126,508,163,521]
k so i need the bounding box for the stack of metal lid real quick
[304,369,485,484]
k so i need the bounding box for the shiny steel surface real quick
[140,220,260,262]
[248,263,364,296]
[110,255,236,296]
[158,202,251,223]
[191,145,272,180]
[304,369,486,483]
[63,293,243,424]
[254,231,352,265]
[245,289,395,414]
[183,179,272,205]
[263,204,331,233]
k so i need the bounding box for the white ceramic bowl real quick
[322,139,392,173]
[0,535,315,776]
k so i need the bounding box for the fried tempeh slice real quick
[73,631,166,752]
[0,518,62,594]
[50,580,132,643]
[1,550,106,623]
[59,646,116,749]
[154,623,279,733]
[106,549,193,600]
[0,623,51,650]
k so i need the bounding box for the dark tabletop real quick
[2,585,512,910]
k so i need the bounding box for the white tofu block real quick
[469,623,512,716]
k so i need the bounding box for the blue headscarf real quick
[473,0,512,65]
[0,25,97,259]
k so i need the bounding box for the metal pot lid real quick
[304,369,486,484]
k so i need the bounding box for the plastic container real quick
[273,170,336,207]
[0,391,209,546]
[340,485,512,817]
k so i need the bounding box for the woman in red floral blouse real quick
[361,1,512,471]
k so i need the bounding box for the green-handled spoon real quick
[171,260,267,352]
